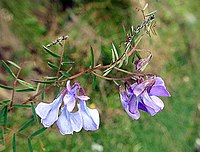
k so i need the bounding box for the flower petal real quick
[57,107,73,135]
[149,77,171,97]
[120,92,140,120]
[63,94,76,112]
[57,106,82,135]
[35,102,52,119]
[35,94,63,127]
[78,100,99,131]
[150,96,164,110]
[77,95,90,101]
[66,80,71,91]
[133,83,146,97]
[141,91,161,116]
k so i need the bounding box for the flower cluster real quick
[119,77,170,120]
[35,81,100,135]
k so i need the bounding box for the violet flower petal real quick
[149,77,171,97]
[78,100,99,130]
[57,106,82,135]
[120,91,140,120]
[63,94,76,112]
[35,94,63,127]
[141,91,162,116]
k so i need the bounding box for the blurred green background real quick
[0,0,200,151]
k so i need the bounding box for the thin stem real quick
[10,67,22,107]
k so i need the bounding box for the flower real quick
[120,77,170,119]
[35,90,65,127]
[78,99,100,131]
[36,80,100,135]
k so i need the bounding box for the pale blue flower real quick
[35,91,65,127]
[78,100,100,131]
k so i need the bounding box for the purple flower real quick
[56,105,83,135]
[35,90,65,127]
[78,100,100,131]
[63,81,90,112]
[120,77,170,119]
[36,80,100,135]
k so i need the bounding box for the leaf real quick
[142,3,148,11]
[112,42,119,60]
[90,46,95,68]
[111,49,115,63]
[43,76,57,80]
[27,138,33,152]
[145,10,157,17]
[7,60,21,69]
[42,83,46,102]
[35,83,40,94]
[18,118,34,132]
[31,128,47,138]
[61,61,74,65]
[17,79,36,90]
[16,88,35,92]
[47,62,58,70]
[12,133,16,152]
[13,104,31,108]
[1,60,16,78]
[31,102,39,124]
[135,51,142,59]
[61,71,69,78]
[3,105,8,126]
[0,127,5,144]
[0,84,13,90]
[43,45,60,59]
[0,100,11,105]
[33,80,55,84]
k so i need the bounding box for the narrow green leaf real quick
[32,80,55,84]
[35,83,40,94]
[0,84,13,90]
[27,138,33,152]
[12,133,16,152]
[17,79,36,90]
[7,60,20,69]
[31,128,47,137]
[0,127,5,144]
[42,83,46,101]
[61,61,74,65]
[0,100,11,105]
[43,45,60,59]
[3,105,8,126]
[118,60,124,68]
[16,88,35,92]
[18,118,34,132]
[1,60,16,78]
[142,3,148,11]
[13,104,31,108]
[31,102,39,124]
[135,51,142,59]
[112,42,119,60]
[103,68,113,76]
[47,62,58,70]
[61,71,69,78]
[43,76,57,80]
[111,49,115,63]
[90,46,95,68]
[131,51,137,63]
[145,10,157,17]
